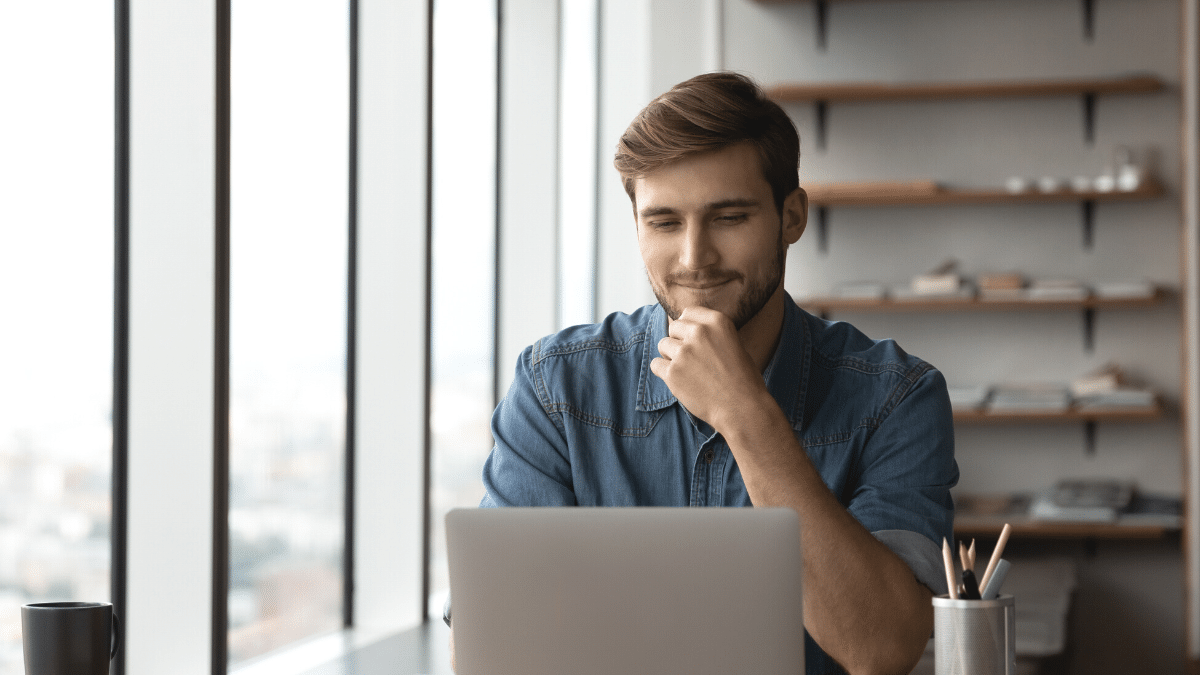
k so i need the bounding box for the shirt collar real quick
[636,293,812,431]
[637,303,677,412]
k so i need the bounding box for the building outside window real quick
[228,0,350,663]
[428,0,499,616]
[0,2,114,670]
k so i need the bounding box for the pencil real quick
[979,523,1013,591]
[968,539,976,571]
[942,537,959,599]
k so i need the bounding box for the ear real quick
[781,186,808,245]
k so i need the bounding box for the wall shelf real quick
[804,179,1166,255]
[769,75,1165,149]
[954,518,1179,539]
[953,403,1163,425]
[766,75,1164,104]
[804,178,1165,207]
[753,0,1103,47]
[799,289,1163,314]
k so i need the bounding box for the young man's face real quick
[633,143,806,329]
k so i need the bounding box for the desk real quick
[299,622,453,675]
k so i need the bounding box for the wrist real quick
[713,385,784,441]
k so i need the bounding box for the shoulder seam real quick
[530,329,647,365]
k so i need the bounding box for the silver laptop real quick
[445,507,804,675]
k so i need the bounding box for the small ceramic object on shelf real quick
[1004,176,1031,193]
[1093,170,1117,193]
[1115,146,1143,191]
[1037,176,1064,193]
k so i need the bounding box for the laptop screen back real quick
[446,507,804,675]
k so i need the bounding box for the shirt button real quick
[704,449,715,464]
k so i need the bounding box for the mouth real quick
[677,281,729,291]
[672,275,738,291]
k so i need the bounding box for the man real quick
[453,71,958,675]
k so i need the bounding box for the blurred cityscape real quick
[227,365,346,664]
[0,435,112,672]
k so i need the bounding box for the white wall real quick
[595,0,1195,672]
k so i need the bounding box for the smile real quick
[676,280,732,290]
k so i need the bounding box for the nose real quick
[679,221,718,270]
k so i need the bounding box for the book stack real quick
[1029,479,1134,522]
[1094,280,1156,300]
[987,383,1070,414]
[1027,278,1089,301]
[978,272,1025,301]
[894,260,975,301]
[1070,364,1156,411]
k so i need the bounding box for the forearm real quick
[718,393,933,675]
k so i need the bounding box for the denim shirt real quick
[478,293,958,675]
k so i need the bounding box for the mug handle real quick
[110,611,122,661]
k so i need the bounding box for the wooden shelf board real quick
[767,75,1165,103]
[799,288,1165,313]
[955,518,1178,539]
[953,404,1163,424]
[805,179,1165,207]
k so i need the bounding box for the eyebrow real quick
[637,198,762,219]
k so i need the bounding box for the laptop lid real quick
[445,507,804,675]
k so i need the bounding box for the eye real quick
[715,213,747,224]
[646,219,680,231]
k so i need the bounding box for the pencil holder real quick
[932,594,1015,675]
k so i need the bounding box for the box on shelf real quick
[1094,280,1156,300]
[1029,479,1134,522]
[1071,364,1156,410]
[988,383,1070,414]
[1026,278,1089,301]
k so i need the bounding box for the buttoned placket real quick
[684,409,726,506]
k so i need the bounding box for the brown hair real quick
[613,71,800,213]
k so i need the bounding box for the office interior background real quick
[2,0,1199,674]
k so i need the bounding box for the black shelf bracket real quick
[1082,199,1095,250]
[814,99,828,152]
[815,0,829,51]
[1082,307,1096,353]
[1082,92,1096,145]
[817,206,829,253]
[1084,420,1098,456]
[1082,0,1095,42]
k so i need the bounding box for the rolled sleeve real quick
[873,529,948,595]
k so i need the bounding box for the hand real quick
[650,306,767,431]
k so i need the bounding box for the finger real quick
[657,335,681,360]
[650,355,669,379]
[677,305,723,323]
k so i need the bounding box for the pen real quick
[942,537,959,599]
[979,523,1013,591]
[961,569,982,600]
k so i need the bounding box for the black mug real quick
[21,602,120,675]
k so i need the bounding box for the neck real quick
[739,284,788,373]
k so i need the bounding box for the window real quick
[0,2,114,669]
[427,0,499,616]
[228,0,350,663]
[558,0,599,329]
